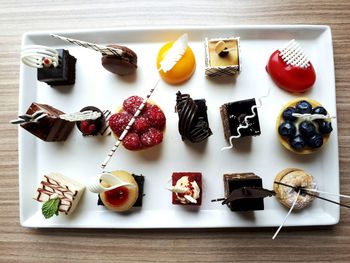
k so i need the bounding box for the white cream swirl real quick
[169,176,200,204]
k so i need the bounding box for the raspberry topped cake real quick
[109,95,166,151]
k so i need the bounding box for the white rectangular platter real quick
[19,25,339,228]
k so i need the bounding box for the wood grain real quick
[1,0,350,262]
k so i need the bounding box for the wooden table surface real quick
[1,0,350,262]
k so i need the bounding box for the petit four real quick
[220,98,261,140]
[157,34,196,84]
[51,34,137,76]
[266,39,316,93]
[169,172,202,205]
[109,95,166,151]
[276,98,333,154]
[101,44,138,76]
[21,45,77,86]
[175,91,212,143]
[11,102,75,142]
[34,172,85,218]
[222,173,274,212]
[274,168,318,210]
[205,37,241,77]
[89,170,143,212]
[76,106,106,136]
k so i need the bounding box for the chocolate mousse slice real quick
[220,98,261,140]
[37,49,76,86]
[20,102,75,142]
[175,91,212,143]
[223,173,274,211]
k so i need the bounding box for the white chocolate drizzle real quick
[59,110,102,122]
[279,39,310,68]
[21,45,59,68]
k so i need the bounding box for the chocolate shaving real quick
[222,187,275,205]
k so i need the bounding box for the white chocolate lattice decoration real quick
[278,39,310,68]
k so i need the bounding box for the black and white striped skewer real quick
[50,34,123,57]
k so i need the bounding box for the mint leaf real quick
[42,198,61,219]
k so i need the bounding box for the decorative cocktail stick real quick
[50,34,123,56]
[101,34,189,169]
[272,190,300,240]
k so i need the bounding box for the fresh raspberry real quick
[123,133,142,150]
[123,96,144,115]
[132,116,150,134]
[145,105,166,129]
[79,120,96,135]
[140,128,163,147]
[109,112,132,136]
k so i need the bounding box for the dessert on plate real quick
[276,98,333,154]
[51,34,137,76]
[10,102,75,142]
[76,106,111,136]
[88,170,144,212]
[175,91,212,143]
[109,95,166,151]
[221,173,275,212]
[274,168,318,210]
[168,172,202,205]
[21,45,77,86]
[204,37,241,77]
[266,39,316,93]
[34,172,85,219]
[220,98,261,141]
[156,34,196,84]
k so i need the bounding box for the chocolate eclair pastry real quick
[76,106,105,136]
[21,103,74,142]
[224,173,266,212]
[37,49,76,86]
[101,44,137,76]
[175,91,212,143]
[97,174,145,207]
[220,98,261,139]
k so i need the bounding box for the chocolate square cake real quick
[220,98,261,139]
[20,103,74,142]
[223,173,264,211]
[37,49,76,86]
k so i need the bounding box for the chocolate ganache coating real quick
[175,91,212,143]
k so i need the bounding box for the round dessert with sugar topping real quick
[156,41,196,84]
[276,98,333,154]
[109,95,166,151]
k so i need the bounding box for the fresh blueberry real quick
[318,121,333,134]
[307,133,324,148]
[299,121,316,138]
[282,107,297,122]
[312,106,328,116]
[278,121,296,138]
[289,135,306,151]
[295,100,312,114]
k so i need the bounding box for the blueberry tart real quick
[276,98,333,154]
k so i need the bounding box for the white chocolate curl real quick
[87,172,135,194]
[21,45,59,68]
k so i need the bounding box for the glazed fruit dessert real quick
[222,173,274,212]
[76,106,106,136]
[109,95,166,151]
[266,39,316,93]
[220,98,261,140]
[98,170,143,212]
[169,172,202,205]
[11,102,75,142]
[101,44,138,76]
[276,98,333,154]
[34,172,85,219]
[205,37,241,76]
[175,91,212,143]
[274,168,318,210]
[156,34,196,84]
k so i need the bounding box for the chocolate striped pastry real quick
[20,103,74,142]
[175,91,212,143]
